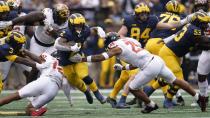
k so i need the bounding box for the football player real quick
[194,0,209,111]
[156,11,210,111]
[54,13,106,104]
[0,3,70,84]
[0,0,29,89]
[0,31,49,93]
[69,32,204,113]
[107,2,195,108]
[144,0,186,107]
[0,52,69,116]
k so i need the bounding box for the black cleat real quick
[84,90,93,104]
[141,104,159,113]
[116,103,130,109]
[197,95,208,112]
[126,97,137,105]
[106,97,117,108]
[176,96,185,106]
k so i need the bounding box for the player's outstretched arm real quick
[14,56,40,69]
[70,47,122,62]
[0,11,45,29]
[21,49,42,63]
[12,11,45,25]
[114,63,138,70]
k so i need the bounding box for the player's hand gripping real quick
[69,53,82,62]
[113,63,123,70]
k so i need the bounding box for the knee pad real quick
[158,78,168,87]
[83,76,93,85]
[167,85,179,95]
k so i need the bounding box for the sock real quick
[194,93,199,101]
[148,100,155,107]
[109,77,127,99]
[89,81,98,92]
[83,76,98,92]
[143,86,155,96]
[161,85,168,95]
[198,80,209,97]
[176,90,182,98]
[93,90,104,101]
[166,93,174,100]
[118,95,127,104]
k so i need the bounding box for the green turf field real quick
[0,90,209,118]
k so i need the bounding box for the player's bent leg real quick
[197,51,210,111]
[109,70,130,100]
[0,92,21,106]
[159,65,203,111]
[129,58,163,113]
[75,62,105,104]
[159,45,183,105]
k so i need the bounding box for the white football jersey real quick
[108,37,153,69]
[38,53,64,87]
[35,8,68,45]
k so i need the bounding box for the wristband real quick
[102,52,109,59]
[125,64,130,70]
[87,56,92,62]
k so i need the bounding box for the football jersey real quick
[123,14,159,47]
[58,25,91,66]
[39,53,64,87]
[108,37,153,69]
[151,12,183,39]
[166,24,204,57]
[34,8,68,45]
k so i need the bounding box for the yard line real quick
[1,89,204,94]
[53,95,194,100]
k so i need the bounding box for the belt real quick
[141,56,154,70]
[34,34,54,47]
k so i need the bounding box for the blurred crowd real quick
[3,0,210,89]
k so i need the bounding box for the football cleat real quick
[106,97,117,108]
[163,99,174,109]
[141,104,159,113]
[116,103,130,109]
[30,107,47,116]
[197,95,208,112]
[176,96,185,106]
